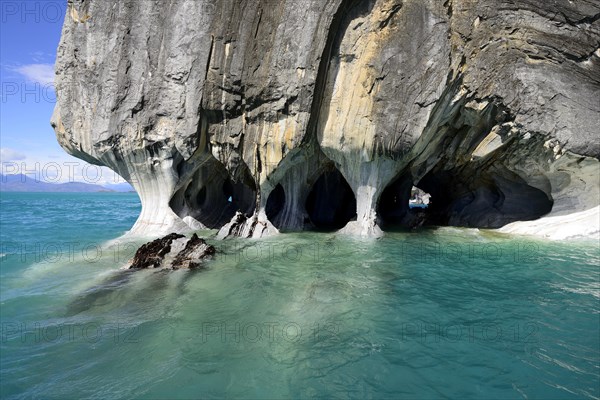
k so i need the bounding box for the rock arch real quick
[169,157,257,229]
[417,166,554,228]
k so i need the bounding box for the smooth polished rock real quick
[52,0,600,240]
[129,233,216,270]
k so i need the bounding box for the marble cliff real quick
[52,0,600,239]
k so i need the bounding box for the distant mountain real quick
[0,174,132,193]
[102,182,136,192]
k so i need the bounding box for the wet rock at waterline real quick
[52,0,600,239]
[216,211,279,239]
[129,234,216,270]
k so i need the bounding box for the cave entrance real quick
[305,166,356,231]
[409,186,431,210]
[377,174,430,229]
[222,177,257,216]
[266,184,286,225]
[170,160,257,229]
[417,167,553,228]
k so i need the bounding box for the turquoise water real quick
[1,192,599,399]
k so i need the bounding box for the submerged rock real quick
[130,233,215,270]
[52,0,600,240]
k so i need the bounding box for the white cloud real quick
[0,148,26,162]
[30,51,54,63]
[14,63,55,86]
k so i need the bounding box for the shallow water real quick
[1,192,599,399]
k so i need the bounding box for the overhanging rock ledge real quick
[52,0,600,240]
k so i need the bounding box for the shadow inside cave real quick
[305,166,357,231]
[170,158,257,229]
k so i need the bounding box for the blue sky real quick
[0,1,127,186]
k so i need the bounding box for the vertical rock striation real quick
[53,0,600,240]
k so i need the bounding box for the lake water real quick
[1,192,598,399]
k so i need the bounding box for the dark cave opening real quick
[377,174,431,229]
[305,167,357,231]
[266,184,286,225]
[377,174,412,227]
[170,160,257,229]
[417,167,554,228]
[222,177,257,216]
[376,163,553,230]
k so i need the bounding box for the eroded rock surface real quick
[129,233,215,270]
[53,0,600,239]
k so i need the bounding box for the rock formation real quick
[129,233,216,270]
[52,0,600,240]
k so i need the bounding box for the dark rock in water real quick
[130,233,215,270]
[172,234,216,269]
[130,233,185,269]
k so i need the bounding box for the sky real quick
[0,1,128,186]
